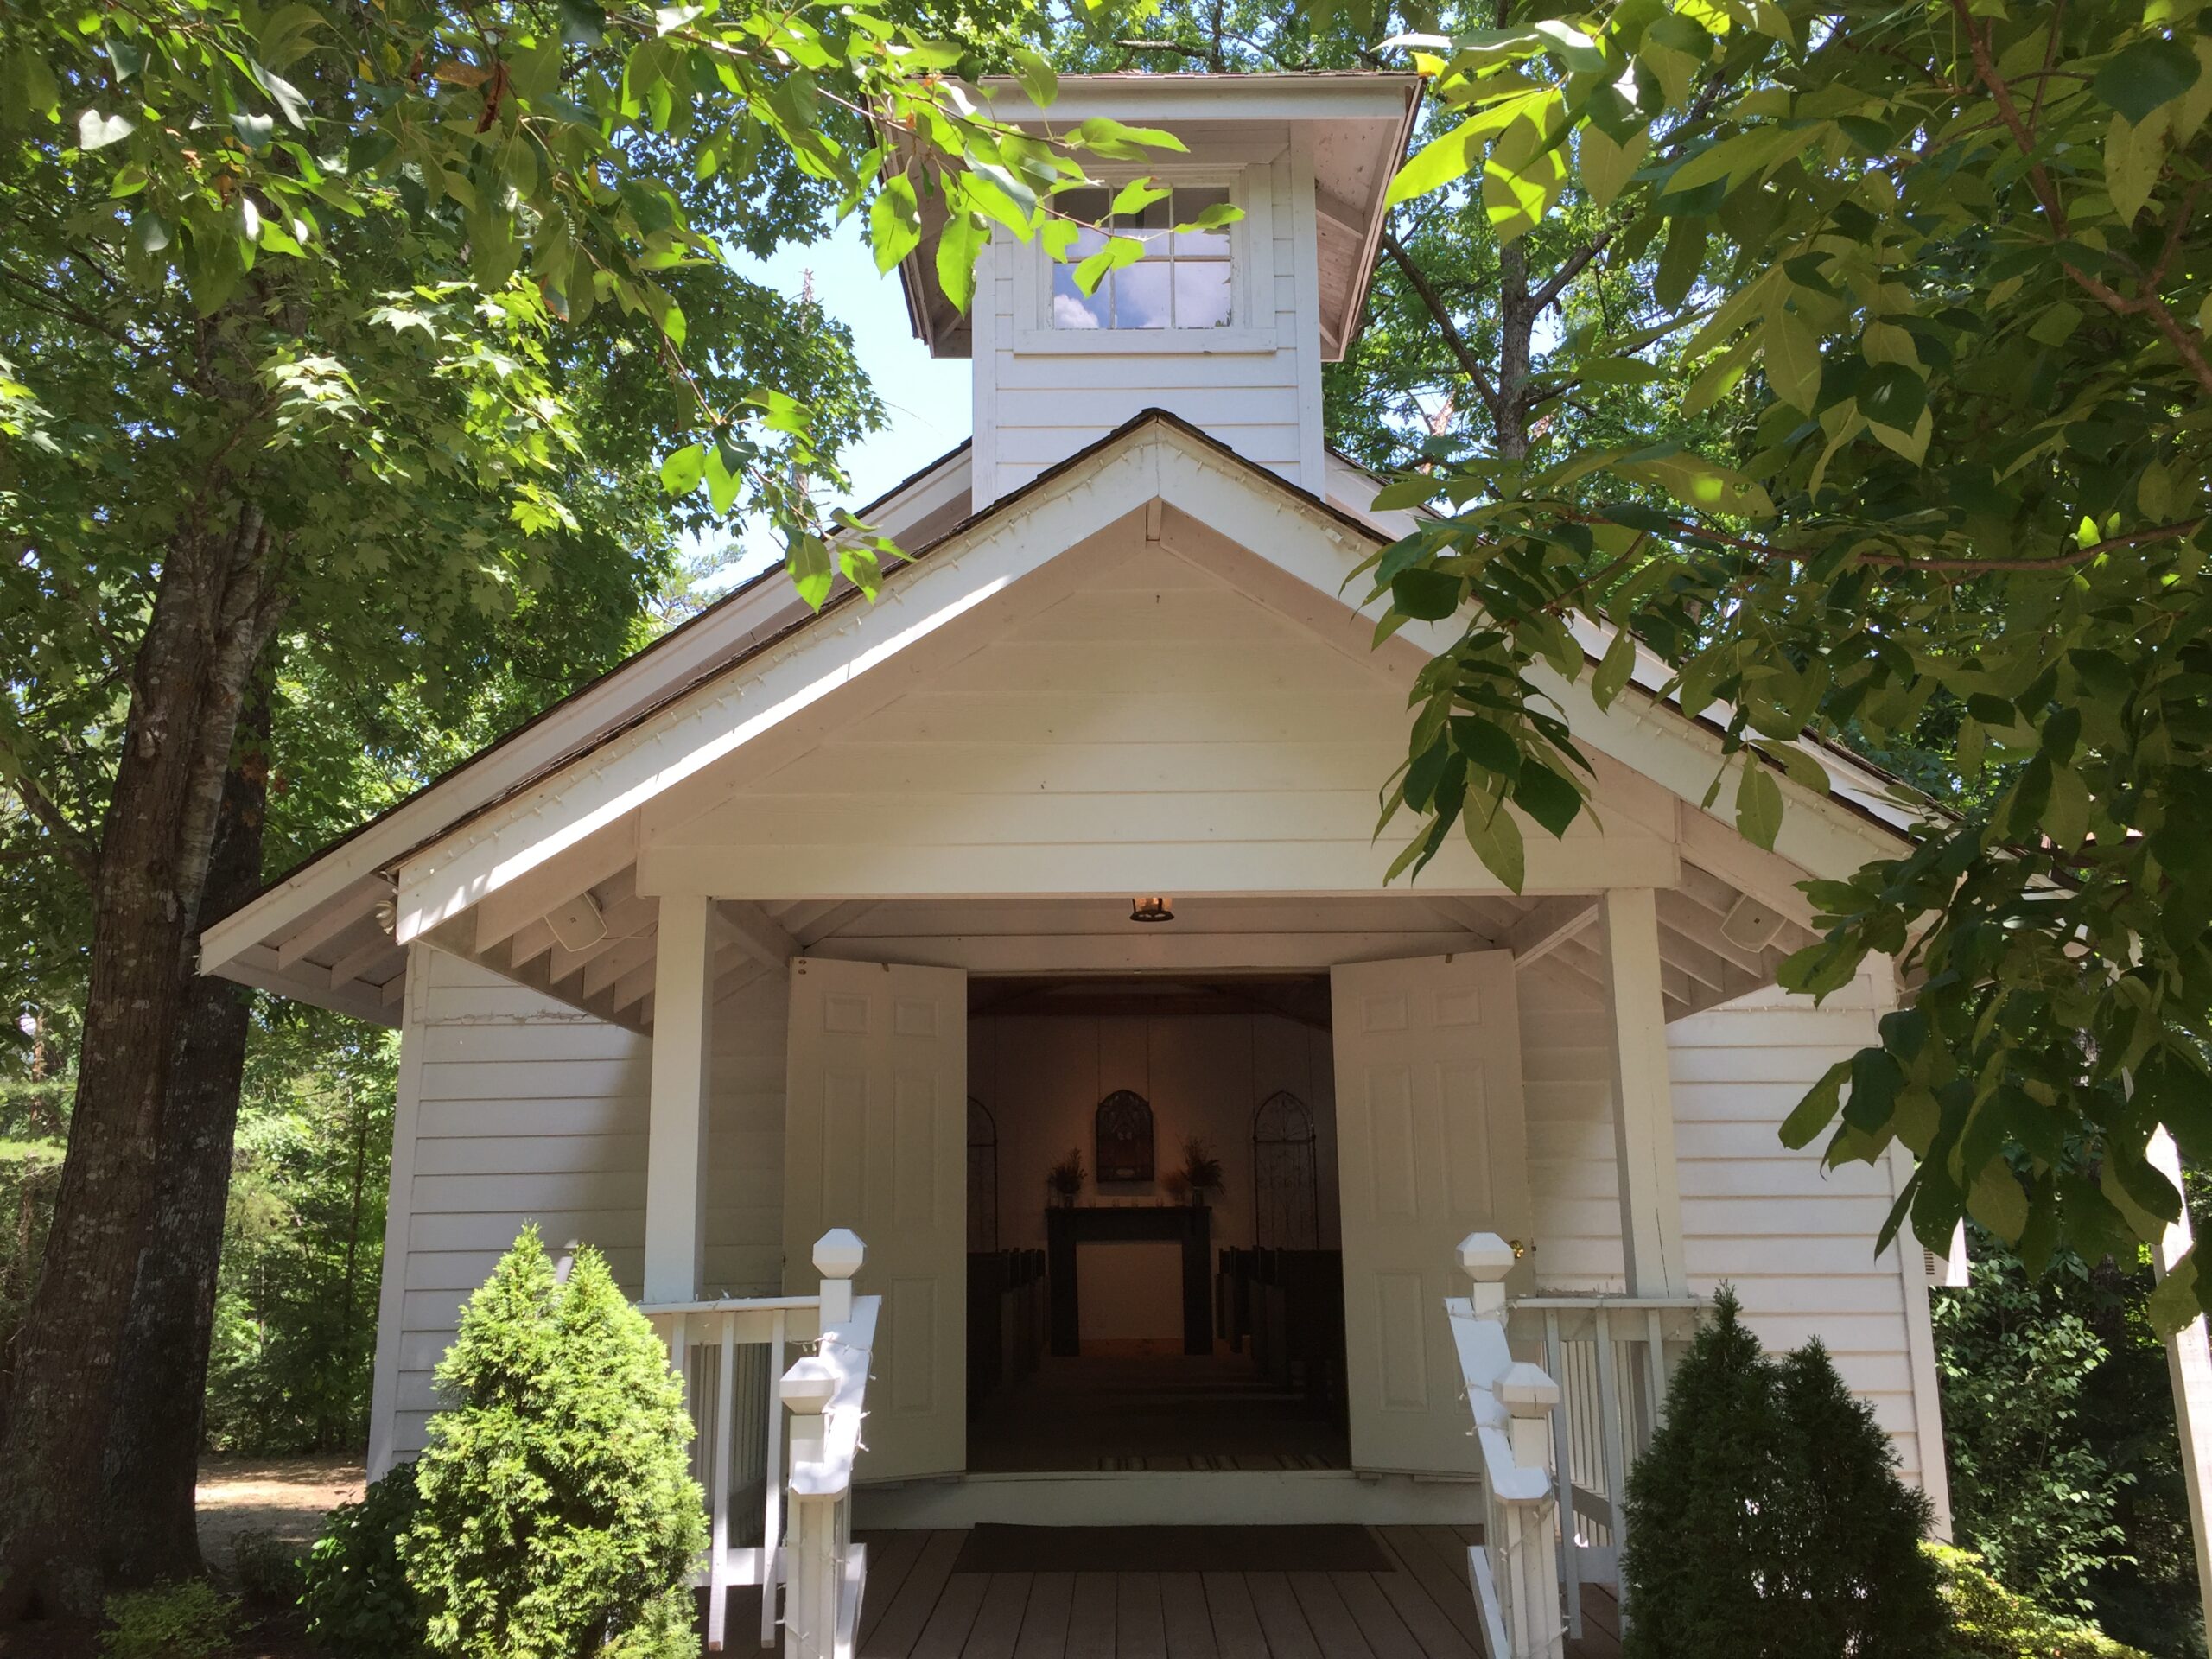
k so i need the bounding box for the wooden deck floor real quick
[793,1527,1624,1659]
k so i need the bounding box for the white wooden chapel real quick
[199,70,1960,1643]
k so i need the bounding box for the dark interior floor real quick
[967,1352,1350,1473]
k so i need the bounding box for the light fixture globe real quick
[1129,896,1175,924]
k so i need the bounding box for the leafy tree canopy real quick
[1371,0,2212,1329]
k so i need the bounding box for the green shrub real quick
[303,1460,430,1656]
[99,1578,236,1659]
[400,1226,706,1659]
[1931,1544,2154,1658]
[1621,1287,1947,1656]
[231,1526,306,1607]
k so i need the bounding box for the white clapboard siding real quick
[377,947,785,1459]
[1516,964,1933,1479]
[1669,973,1931,1477]
[650,553,1674,896]
[977,143,1319,505]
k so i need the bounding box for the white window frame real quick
[1012,162,1278,356]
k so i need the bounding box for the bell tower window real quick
[1048,183,1237,334]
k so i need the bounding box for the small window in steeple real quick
[1051,185,1235,332]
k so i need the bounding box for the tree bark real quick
[0,502,280,1619]
[99,679,271,1589]
[1495,241,1535,461]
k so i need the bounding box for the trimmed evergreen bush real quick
[1621,1288,1948,1656]
[302,1459,430,1656]
[400,1225,706,1659]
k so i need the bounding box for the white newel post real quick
[1455,1232,1566,1659]
[779,1358,838,1659]
[645,892,714,1306]
[1600,889,1689,1299]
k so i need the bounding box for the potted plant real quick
[1180,1137,1224,1206]
[1160,1170,1192,1205]
[1047,1148,1086,1208]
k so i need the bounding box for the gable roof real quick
[200,409,1916,1023]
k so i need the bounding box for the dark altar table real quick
[1045,1204,1212,1357]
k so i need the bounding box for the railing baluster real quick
[762,1307,786,1651]
[1543,1308,1580,1643]
[707,1311,736,1652]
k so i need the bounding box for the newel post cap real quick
[1495,1361,1561,1415]
[813,1228,865,1281]
[1458,1231,1516,1284]
[780,1355,838,1414]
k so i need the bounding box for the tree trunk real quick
[1495,242,1535,461]
[100,679,271,1589]
[0,503,278,1620]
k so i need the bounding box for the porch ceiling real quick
[401,875,1814,1035]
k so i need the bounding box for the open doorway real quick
[962,976,1351,1472]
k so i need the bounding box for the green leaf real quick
[1511,763,1581,837]
[868,173,919,273]
[1855,360,1926,431]
[1967,1160,2028,1245]
[2149,1250,2202,1337]
[2105,111,2165,224]
[1389,567,1462,620]
[1782,1061,1851,1149]
[1764,302,1823,411]
[935,210,983,314]
[1592,629,1637,710]
[1073,236,1142,295]
[1736,760,1783,849]
[658,443,706,493]
[2094,38,2201,124]
[231,111,276,150]
[78,108,135,149]
[2043,761,2090,852]
[1109,180,1169,217]
[1010,46,1058,108]
[1071,117,1186,159]
[1577,123,1647,213]
[704,442,743,515]
[1463,797,1526,893]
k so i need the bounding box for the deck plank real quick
[1157,1573,1218,1659]
[1014,1572,1076,1659]
[1116,1573,1168,1659]
[1367,1556,1479,1659]
[963,1574,1035,1659]
[1065,1572,1118,1659]
[1285,1572,1375,1658]
[1329,1572,1426,1659]
[861,1530,966,1659]
[1372,1529,1488,1656]
[1243,1573,1321,1659]
[1198,1573,1268,1659]
[856,1530,932,1651]
[912,1574,988,1659]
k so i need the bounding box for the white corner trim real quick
[365,942,432,1478]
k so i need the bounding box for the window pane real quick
[1051,264,1109,330]
[1174,188,1231,257]
[1115,261,1172,328]
[1119,193,1173,237]
[1061,188,1109,257]
[1173,260,1232,328]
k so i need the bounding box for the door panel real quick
[1332,951,1528,1474]
[784,956,967,1479]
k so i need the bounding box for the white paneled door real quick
[1331,951,1530,1474]
[782,956,968,1480]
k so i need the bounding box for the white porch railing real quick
[1449,1233,1566,1659]
[1510,1293,1700,1643]
[639,1229,877,1658]
[1447,1232,1704,1656]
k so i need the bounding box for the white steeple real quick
[899,73,1421,508]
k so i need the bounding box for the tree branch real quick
[1532,227,1615,312]
[1381,228,1503,421]
[0,752,98,886]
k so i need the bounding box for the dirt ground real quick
[195,1452,366,1574]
